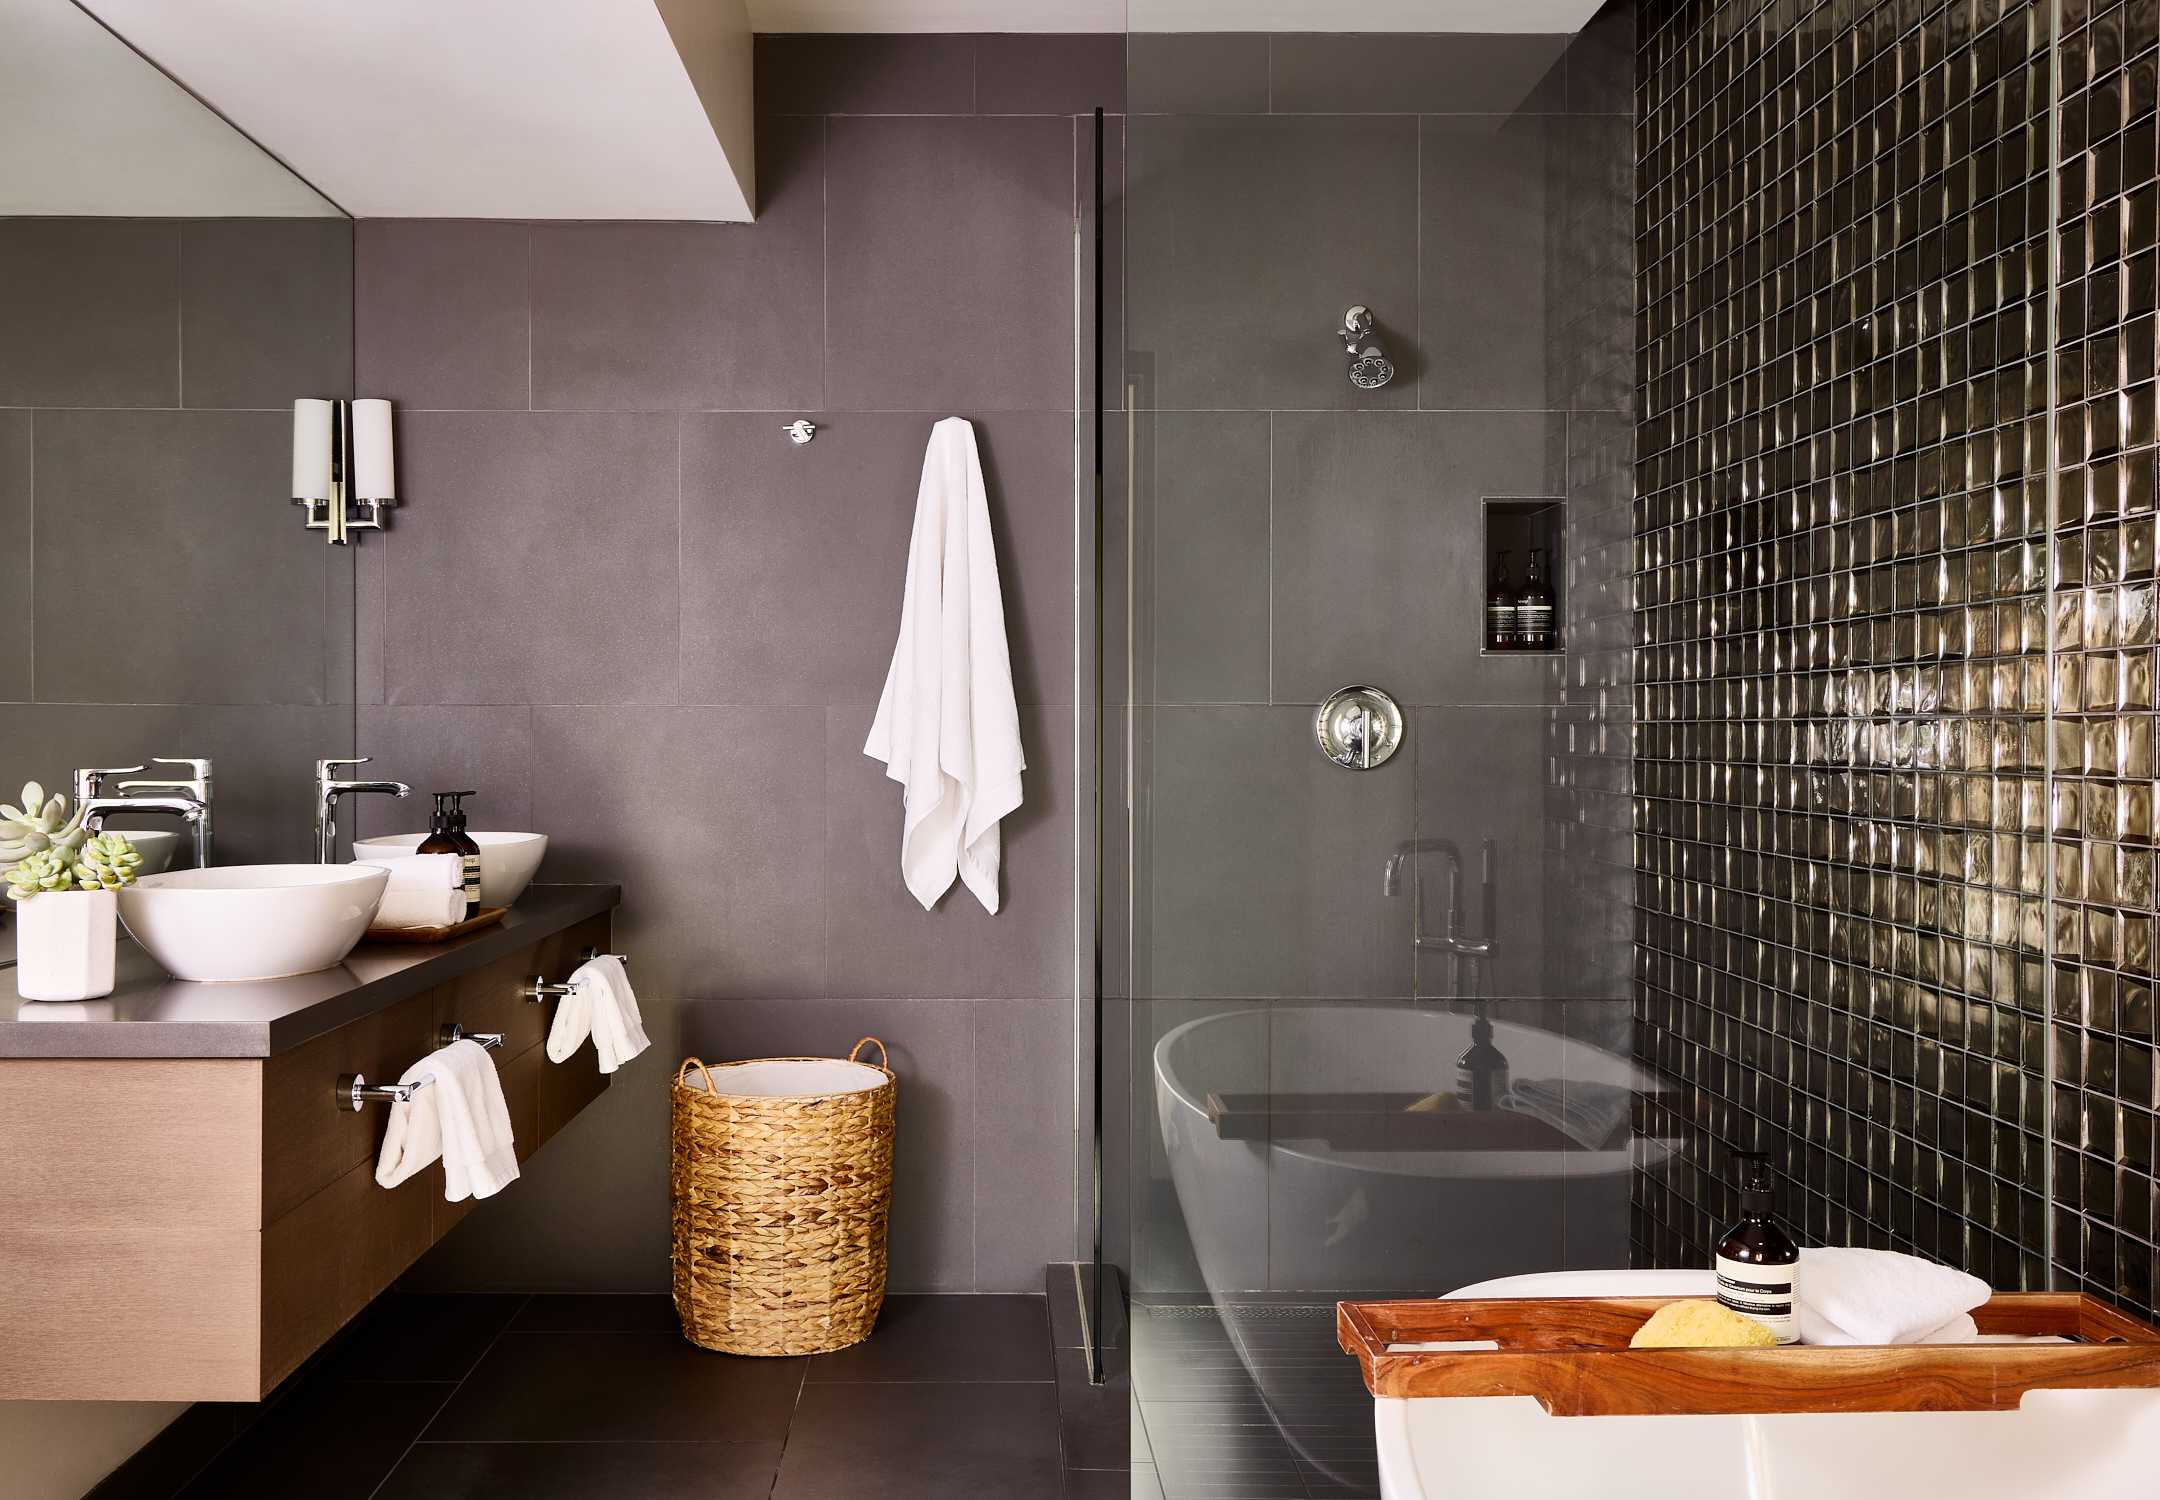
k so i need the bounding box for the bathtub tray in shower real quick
[1205,1092,1625,1152]
[1337,1294,2160,1415]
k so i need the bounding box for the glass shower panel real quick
[1117,11,1641,1497]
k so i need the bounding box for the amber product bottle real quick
[1454,1013,1510,1111]
[1716,1152,1800,1344]
[1519,548,1554,648]
[1485,551,1518,650]
[446,791,482,918]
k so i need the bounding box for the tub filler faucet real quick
[315,758,410,863]
[1384,836,1497,998]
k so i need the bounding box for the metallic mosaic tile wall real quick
[2050,0,2160,1316]
[1632,0,2061,1297]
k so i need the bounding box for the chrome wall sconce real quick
[293,398,395,545]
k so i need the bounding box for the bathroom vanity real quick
[0,884,620,1402]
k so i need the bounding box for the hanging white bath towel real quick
[864,417,1025,913]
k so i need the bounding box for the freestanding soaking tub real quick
[1153,1004,1668,1482]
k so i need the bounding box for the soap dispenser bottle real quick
[1716,1152,1801,1344]
[445,791,481,918]
[1455,1010,1510,1111]
[1486,551,1518,650]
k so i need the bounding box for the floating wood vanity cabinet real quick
[0,884,621,1402]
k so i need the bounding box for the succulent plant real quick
[73,832,142,891]
[6,850,76,901]
[0,782,88,874]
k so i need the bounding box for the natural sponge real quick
[1628,1299,1778,1349]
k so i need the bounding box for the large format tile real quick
[807,1294,1052,1382]
[1140,707,1414,1000]
[353,704,535,842]
[381,412,680,707]
[977,34,1127,116]
[756,33,975,116]
[181,218,354,410]
[529,705,828,1000]
[1053,1346,1130,1472]
[425,1328,803,1441]
[1144,409,1271,705]
[1420,116,1549,413]
[1127,33,1269,114]
[0,411,29,702]
[1127,116,1419,412]
[175,703,357,865]
[312,1293,527,1382]
[0,220,178,408]
[974,1000,1080,1289]
[1267,33,1570,114]
[33,409,334,706]
[680,997,977,1291]
[530,119,825,413]
[824,116,1076,412]
[1411,706,1549,1000]
[773,1381,1062,1500]
[355,220,531,411]
[378,1441,784,1500]
[1268,409,1566,706]
[172,1382,453,1500]
[824,704,1073,1000]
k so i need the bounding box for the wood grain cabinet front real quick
[0,913,615,1401]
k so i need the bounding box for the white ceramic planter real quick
[15,888,118,1001]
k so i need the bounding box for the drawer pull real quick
[336,1027,504,1111]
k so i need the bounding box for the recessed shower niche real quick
[1483,498,1564,654]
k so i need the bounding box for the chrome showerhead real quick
[1340,305,1395,389]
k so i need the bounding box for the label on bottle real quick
[1486,601,1516,643]
[1519,601,1554,642]
[462,854,482,913]
[1716,1255,1799,1343]
[1455,1060,1509,1110]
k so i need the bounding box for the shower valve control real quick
[1315,685,1403,770]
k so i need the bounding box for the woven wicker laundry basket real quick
[671,1038,895,1356]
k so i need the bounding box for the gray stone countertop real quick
[0,884,622,1059]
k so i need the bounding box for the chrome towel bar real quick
[523,949,630,1002]
[335,1026,504,1111]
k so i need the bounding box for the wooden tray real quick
[1206,1091,1622,1152]
[1337,1294,2160,1416]
[360,907,507,944]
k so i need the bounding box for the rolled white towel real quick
[353,854,464,929]
[1796,1246,1991,1345]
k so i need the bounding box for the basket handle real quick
[676,1056,717,1093]
[848,1036,889,1071]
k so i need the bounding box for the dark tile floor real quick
[120,1288,1108,1500]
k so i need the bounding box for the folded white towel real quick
[1795,1247,1991,1345]
[544,955,649,1074]
[1498,1079,1632,1150]
[372,1038,519,1201]
[354,855,465,929]
[864,416,1025,914]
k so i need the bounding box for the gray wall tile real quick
[352,704,536,842]
[1268,409,1565,706]
[0,412,29,703]
[977,34,1126,115]
[0,703,189,823]
[530,705,829,1002]
[33,409,333,705]
[1128,34,1268,114]
[1141,706,1414,1000]
[176,702,354,865]
[826,704,1073,1000]
[529,121,825,413]
[681,997,981,1291]
[824,116,1076,412]
[1420,117,1548,412]
[0,220,178,409]
[382,412,681,706]
[1267,33,1569,114]
[756,34,975,116]
[1127,117,1419,412]
[181,218,354,410]
[974,999,1079,1287]
[1410,706,1547,1000]
[1144,410,1271,706]
[355,220,530,411]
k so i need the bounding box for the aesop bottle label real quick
[1716,1255,1799,1343]
[462,855,482,910]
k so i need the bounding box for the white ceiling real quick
[0,0,338,216]
[748,0,1603,30]
[78,0,756,221]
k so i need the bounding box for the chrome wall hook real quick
[783,419,816,444]
[522,975,579,1002]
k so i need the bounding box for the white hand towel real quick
[863,416,1025,914]
[1795,1246,1991,1345]
[353,855,465,929]
[544,955,649,1074]
[371,1039,519,1201]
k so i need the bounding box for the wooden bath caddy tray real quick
[361,907,507,944]
[1337,1294,2160,1416]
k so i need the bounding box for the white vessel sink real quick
[350,831,547,907]
[118,865,389,982]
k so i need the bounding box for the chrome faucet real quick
[75,761,212,868]
[1384,836,1498,997]
[315,758,410,864]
